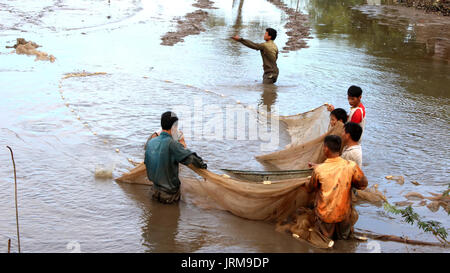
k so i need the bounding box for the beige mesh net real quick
[116,163,313,221]
[256,122,345,170]
[279,104,330,147]
[116,104,380,248]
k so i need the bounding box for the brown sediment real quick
[405,191,426,200]
[427,201,440,212]
[192,0,218,9]
[396,0,450,16]
[395,200,414,206]
[8,38,55,63]
[160,0,216,46]
[63,72,107,79]
[398,190,450,213]
[266,0,312,52]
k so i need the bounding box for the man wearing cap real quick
[144,111,207,204]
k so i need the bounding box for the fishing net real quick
[116,163,313,221]
[116,104,379,248]
[279,104,330,147]
[256,121,344,170]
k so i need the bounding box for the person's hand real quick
[200,162,207,169]
[178,130,187,148]
[231,35,241,41]
[326,104,335,112]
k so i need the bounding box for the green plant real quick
[383,202,448,245]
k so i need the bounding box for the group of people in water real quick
[144,28,369,244]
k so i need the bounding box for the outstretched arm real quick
[181,153,207,169]
[231,35,263,50]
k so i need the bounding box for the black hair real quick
[330,108,348,123]
[161,111,178,130]
[347,85,363,98]
[344,122,363,142]
[266,28,277,40]
[324,135,342,153]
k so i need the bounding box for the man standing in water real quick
[306,135,368,240]
[145,111,207,204]
[232,28,279,84]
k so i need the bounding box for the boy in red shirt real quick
[327,85,366,136]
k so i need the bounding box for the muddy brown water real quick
[0,0,449,252]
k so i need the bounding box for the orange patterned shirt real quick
[307,157,368,223]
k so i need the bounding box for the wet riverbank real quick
[397,0,450,16]
[0,0,449,253]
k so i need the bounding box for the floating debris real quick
[385,175,405,185]
[427,201,440,212]
[127,158,140,166]
[411,181,421,186]
[395,201,414,207]
[63,72,107,79]
[404,192,425,200]
[94,166,113,179]
[418,200,427,206]
[8,38,56,62]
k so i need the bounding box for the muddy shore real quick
[160,0,217,46]
[397,0,450,16]
[267,0,312,52]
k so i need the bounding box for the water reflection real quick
[118,183,184,252]
[142,201,181,252]
[304,0,450,97]
[259,83,278,111]
[233,0,245,30]
[306,0,449,62]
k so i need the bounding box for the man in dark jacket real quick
[145,111,207,204]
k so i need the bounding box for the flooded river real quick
[0,0,449,252]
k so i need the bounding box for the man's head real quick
[347,85,363,107]
[161,111,178,132]
[330,108,347,127]
[323,135,342,158]
[342,122,362,144]
[264,28,277,41]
